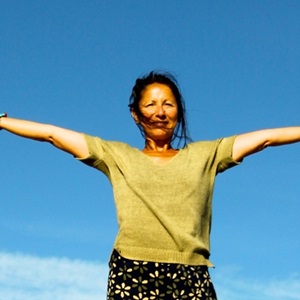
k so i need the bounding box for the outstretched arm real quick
[0,116,89,158]
[233,127,300,162]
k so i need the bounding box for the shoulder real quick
[79,134,137,167]
[83,133,136,154]
[183,136,237,159]
[185,138,221,151]
[186,136,236,149]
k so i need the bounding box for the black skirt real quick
[107,249,217,300]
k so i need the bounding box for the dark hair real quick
[129,71,191,147]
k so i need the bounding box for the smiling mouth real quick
[150,122,168,128]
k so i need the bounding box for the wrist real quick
[0,113,8,130]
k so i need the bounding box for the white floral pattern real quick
[107,250,217,300]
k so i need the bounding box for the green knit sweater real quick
[80,134,239,266]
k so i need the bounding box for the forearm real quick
[0,116,89,158]
[233,127,300,161]
[0,117,54,141]
[265,127,300,146]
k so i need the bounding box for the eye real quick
[145,103,154,107]
[165,102,174,107]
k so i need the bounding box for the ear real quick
[131,109,140,124]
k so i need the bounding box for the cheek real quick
[139,108,154,120]
[171,110,179,121]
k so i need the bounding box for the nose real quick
[155,105,166,118]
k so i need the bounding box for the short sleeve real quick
[217,136,241,173]
[76,134,131,178]
[76,134,105,168]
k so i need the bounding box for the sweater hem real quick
[114,245,214,267]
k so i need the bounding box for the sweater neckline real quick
[135,147,184,167]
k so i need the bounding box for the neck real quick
[143,138,173,152]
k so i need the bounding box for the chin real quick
[144,127,175,141]
[148,133,173,141]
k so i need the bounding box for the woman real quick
[1,71,300,299]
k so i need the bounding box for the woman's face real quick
[132,83,178,143]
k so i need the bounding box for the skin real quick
[131,83,180,165]
[1,84,300,163]
[130,83,300,165]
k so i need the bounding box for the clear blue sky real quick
[1,1,300,299]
